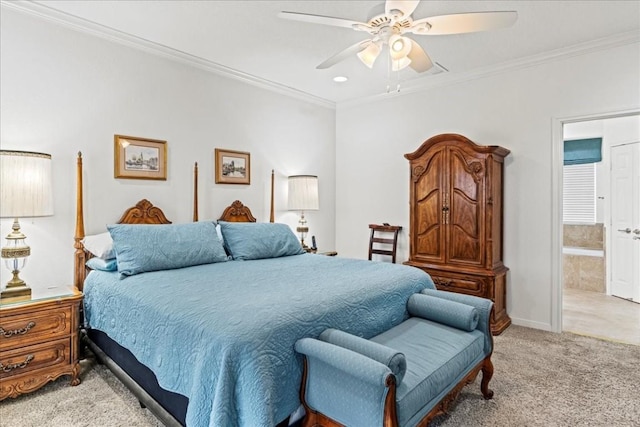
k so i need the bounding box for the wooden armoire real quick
[404,134,511,335]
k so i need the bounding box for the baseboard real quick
[510,317,553,332]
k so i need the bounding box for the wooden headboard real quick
[73,153,274,290]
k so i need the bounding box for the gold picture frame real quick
[215,149,250,185]
[114,135,167,180]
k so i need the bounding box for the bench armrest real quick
[295,337,392,426]
[319,328,406,384]
[420,289,494,354]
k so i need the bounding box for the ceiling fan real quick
[278,0,517,73]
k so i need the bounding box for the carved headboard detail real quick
[117,199,172,224]
[218,200,257,223]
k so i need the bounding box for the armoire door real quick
[447,146,486,268]
[414,146,447,264]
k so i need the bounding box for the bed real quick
[72,153,435,426]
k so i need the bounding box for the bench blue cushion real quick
[371,317,485,426]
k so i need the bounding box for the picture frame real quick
[114,135,167,180]
[215,149,250,185]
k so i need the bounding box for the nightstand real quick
[0,286,83,400]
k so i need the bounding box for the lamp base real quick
[1,283,32,304]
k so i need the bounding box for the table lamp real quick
[288,175,319,251]
[0,150,53,302]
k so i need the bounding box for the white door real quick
[610,142,640,302]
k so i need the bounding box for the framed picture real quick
[114,135,167,180]
[215,149,250,185]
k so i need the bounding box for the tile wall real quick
[563,224,605,293]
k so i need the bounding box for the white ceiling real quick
[13,1,640,105]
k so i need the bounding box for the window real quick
[563,163,596,224]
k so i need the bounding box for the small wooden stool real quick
[368,224,402,263]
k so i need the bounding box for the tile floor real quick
[563,288,640,345]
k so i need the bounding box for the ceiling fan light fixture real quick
[356,42,381,68]
[389,35,411,60]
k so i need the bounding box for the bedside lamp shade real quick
[1,150,54,302]
[1,151,53,218]
[288,175,319,250]
[288,175,319,211]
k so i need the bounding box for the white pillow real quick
[215,222,224,244]
[82,232,114,259]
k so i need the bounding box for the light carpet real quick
[1,325,638,427]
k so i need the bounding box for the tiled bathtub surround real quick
[563,224,604,249]
[563,224,605,293]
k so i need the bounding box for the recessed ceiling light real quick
[333,76,348,83]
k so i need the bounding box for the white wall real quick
[336,42,640,330]
[0,8,336,291]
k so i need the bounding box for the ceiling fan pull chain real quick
[386,50,392,93]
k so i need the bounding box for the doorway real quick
[553,112,640,344]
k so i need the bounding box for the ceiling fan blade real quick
[278,11,370,30]
[317,40,371,69]
[385,0,420,18]
[411,11,518,35]
[407,40,434,73]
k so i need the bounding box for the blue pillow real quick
[86,257,117,272]
[408,293,479,332]
[218,222,305,260]
[107,222,228,277]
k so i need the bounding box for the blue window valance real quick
[564,138,602,165]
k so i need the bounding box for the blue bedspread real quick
[83,254,434,426]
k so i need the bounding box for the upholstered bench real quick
[295,289,495,427]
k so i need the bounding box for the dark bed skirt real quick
[86,328,188,426]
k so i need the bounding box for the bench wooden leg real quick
[481,357,494,399]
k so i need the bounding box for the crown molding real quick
[338,30,640,109]
[4,1,638,111]
[1,0,336,110]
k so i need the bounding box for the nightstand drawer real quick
[0,308,72,351]
[0,338,70,379]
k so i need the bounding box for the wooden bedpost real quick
[270,169,275,223]
[74,152,86,291]
[193,161,199,222]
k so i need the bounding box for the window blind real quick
[563,163,596,224]
[564,138,602,165]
